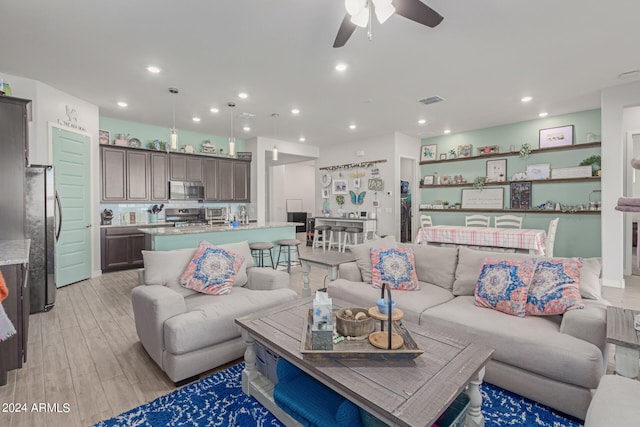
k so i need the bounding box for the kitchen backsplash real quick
[100,202,254,225]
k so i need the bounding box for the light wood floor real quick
[1,239,640,426]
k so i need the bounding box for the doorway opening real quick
[399,156,417,242]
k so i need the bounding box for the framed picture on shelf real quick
[478,145,499,155]
[526,163,551,180]
[420,144,437,161]
[458,144,473,158]
[486,159,507,182]
[461,188,504,209]
[539,125,574,149]
[440,175,452,185]
[99,129,110,145]
[439,154,447,160]
[510,181,532,209]
[422,175,435,185]
[333,179,348,194]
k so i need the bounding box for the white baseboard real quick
[602,278,625,289]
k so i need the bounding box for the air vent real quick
[418,96,445,106]
[239,112,256,119]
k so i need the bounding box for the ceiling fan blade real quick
[393,0,443,28]
[333,14,358,48]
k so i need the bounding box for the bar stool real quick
[276,239,301,273]
[329,226,346,251]
[342,227,362,253]
[249,242,274,268]
[312,225,331,250]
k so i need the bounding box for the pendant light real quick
[169,88,179,151]
[271,113,279,161]
[227,102,236,156]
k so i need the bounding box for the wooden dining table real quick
[415,225,547,255]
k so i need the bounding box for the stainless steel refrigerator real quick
[25,165,57,313]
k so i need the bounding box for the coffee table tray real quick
[300,309,423,361]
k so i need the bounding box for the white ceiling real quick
[1,0,638,146]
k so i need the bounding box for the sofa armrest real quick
[131,285,187,368]
[245,267,290,291]
[560,300,609,354]
[338,262,362,282]
[137,268,145,285]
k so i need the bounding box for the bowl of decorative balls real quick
[336,307,375,338]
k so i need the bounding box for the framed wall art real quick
[321,188,330,198]
[439,154,447,160]
[457,144,472,158]
[368,178,384,191]
[478,145,499,155]
[333,179,348,194]
[420,144,437,162]
[539,125,574,149]
[510,181,532,209]
[99,129,110,145]
[526,163,551,180]
[461,188,504,209]
[486,159,507,182]
[422,175,434,185]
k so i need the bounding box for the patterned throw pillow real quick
[179,241,245,295]
[526,258,585,315]
[474,259,537,317]
[370,247,419,291]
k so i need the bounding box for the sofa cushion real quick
[526,258,585,315]
[165,287,297,354]
[421,296,604,390]
[370,247,419,291]
[579,257,602,300]
[474,259,537,317]
[142,248,199,297]
[350,235,397,283]
[218,240,254,287]
[327,278,454,325]
[398,244,458,291]
[180,242,244,295]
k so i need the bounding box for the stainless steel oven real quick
[169,181,204,200]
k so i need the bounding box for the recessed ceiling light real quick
[443,129,451,134]
[243,126,251,132]
[539,112,548,117]
[238,92,248,99]
[418,119,426,125]
[146,66,161,74]
[521,96,533,103]
[192,117,201,122]
[299,137,306,142]
[117,101,128,108]
[210,107,219,113]
[349,124,357,130]
[335,63,348,72]
[291,108,300,115]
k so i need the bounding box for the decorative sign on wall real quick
[461,188,504,209]
[368,178,384,191]
[510,181,532,209]
[57,104,87,132]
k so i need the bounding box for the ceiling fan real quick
[333,0,443,48]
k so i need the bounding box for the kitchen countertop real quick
[138,222,302,236]
[0,239,31,266]
[100,221,173,229]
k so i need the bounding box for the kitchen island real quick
[139,222,302,251]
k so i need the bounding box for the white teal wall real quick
[420,109,602,259]
[602,81,640,287]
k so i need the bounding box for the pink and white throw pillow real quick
[370,247,419,291]
[525,257,584,315]
[474,259,537,317]
[179,241,245,295]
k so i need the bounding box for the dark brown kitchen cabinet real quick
[203,158,219,201]
[0,263,29,386]
[101,147,127,201]
[169,154,203,182]
[126,150,150,200]
[218,159,250,202]
[150,152,168,201]
[101,227,146,271]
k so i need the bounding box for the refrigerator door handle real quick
[55,191,62,241]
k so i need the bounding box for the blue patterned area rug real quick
[94,363,582,427]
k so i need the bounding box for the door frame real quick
[624,129,640,276]
[48,121,95,282]
[399,155,419,242]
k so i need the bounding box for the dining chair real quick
[546,217,560,257]
[465,215,491,227]
[494,215,523,228]
[420,214,433,228]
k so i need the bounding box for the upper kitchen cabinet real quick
[219,159,250,202]
[101,146,127,201]
[126,150,150,200]
[101,146,167,202]
[150,152,168,201]
[203,158,219,201]
[169,154,203,182]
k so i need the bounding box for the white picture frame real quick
[333,179,348,194]
[321,188,329,198]
[461,188,504,209]
[526,163,551,180]
[372,200,380,208]
[550,166,592,179]
[353,178,361,188]
[420,144,437,162]
[539,125,574,149]
[486,159,507,182]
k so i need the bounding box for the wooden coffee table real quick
[236,297,493,427]
[606,306,640,378]
[299,251,356,297]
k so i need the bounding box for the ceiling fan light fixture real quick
[345,0,366,16]
[351,8,370,27]
[373,0,395,23]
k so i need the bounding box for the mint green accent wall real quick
[420,109,602,258]
[99,116,245,153]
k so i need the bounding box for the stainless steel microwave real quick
[169,181,204,200]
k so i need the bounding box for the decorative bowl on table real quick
[376,298,396,314]
[336,308,375,337]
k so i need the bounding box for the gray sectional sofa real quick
[131,241,298,384]
[327,239,609,420]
